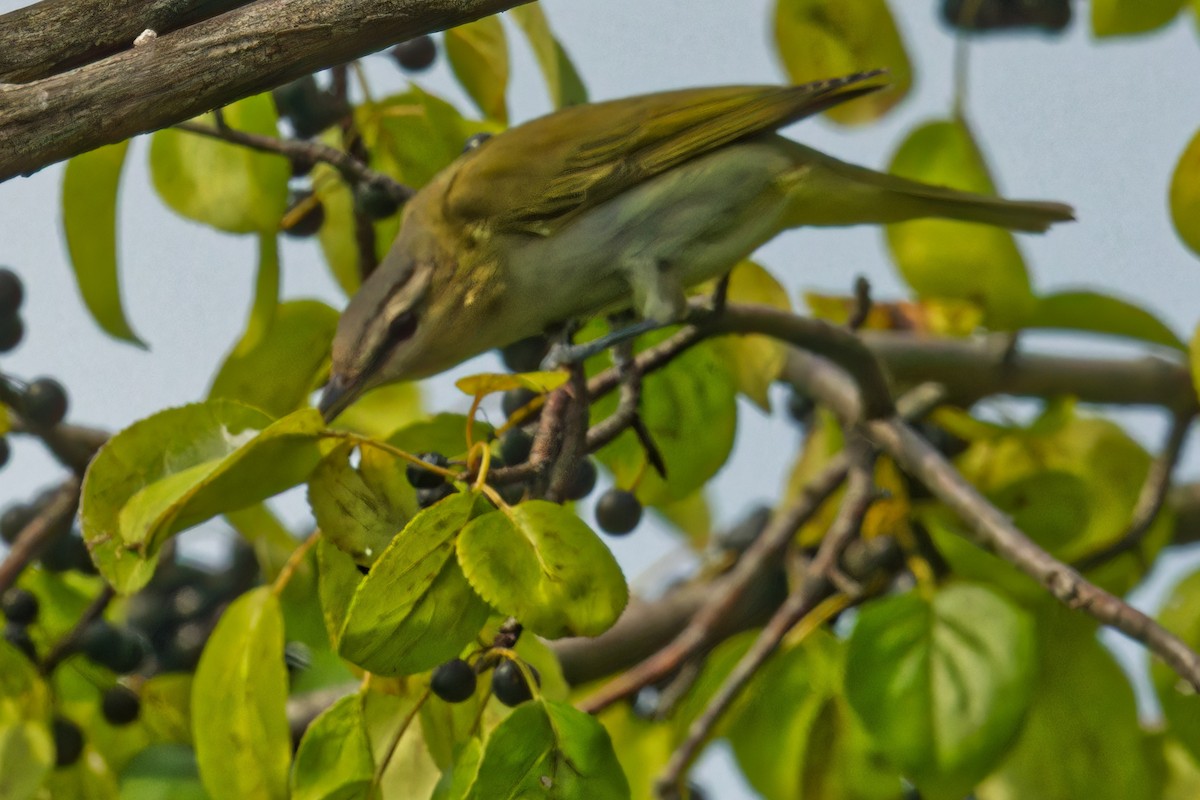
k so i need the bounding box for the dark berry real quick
[501,388,537,420]
[786,390,814,426]
[355,563,371,576]
[0,504,32,545]
[22,378,68,427]
[0,436,9,469]
[79,622,147,674]
[289,156,315,178]
[170,586,208,620]
[0,269,23,316]
[491,659,539,707]
[391,36,437,72]
[595,489,642,535]
[498,429,533,466]
[354,182,401,220]
[417,483,456,509]
[4,623,36,662]
[406,452,449,489]
[52,717,84,767]
[39,535,78,573]
[431,658,477,702]
[498,482,526,506]
[283,190,325,237]
[0,315,22,352]
[500,335,550,373]
[563,459,597,501]
[2,589,38,625]
[272,76,348,139]
[162,621,207,672]
[101,685,141,726]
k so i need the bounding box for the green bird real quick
[320,70,1073,419]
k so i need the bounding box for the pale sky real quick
[2,2,1200,796]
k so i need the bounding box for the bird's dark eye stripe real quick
[463,132,492,153]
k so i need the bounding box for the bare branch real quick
[0,0,532,181]
[0,478,81,595]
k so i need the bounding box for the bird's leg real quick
[708,272,731,317]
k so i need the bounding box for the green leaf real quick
[445,16,510,123]
[306,441,409,565]
[977,607,1159,800]
[81,402,328,593]
[457,501,627,639]
[1027,290,1185,350]
[0,722,53,800]
[235,233,280,354]
[1153,568,1200,763]
[1170,127,1200,258]
[885,118,1036,329]
[467,700,630,800]
[510,5,588,107]
[386,413,493,461]
[150,94,289,234]
[1092,0,1185,35]
[118,745,208,800]
[328,382,423,440]
[339,492,490,675]
[291,694,373,800]
[193,587,290,800]
[591,332,737,505]
[362,685,441,796]
[61,141,144,346]
[209,300,339,418]
[431,737,483,800]
[773,0,911,124]
[313,164,360,296]
[727,632,900,800]
[845,583,1037,798]
[316,536,363,648]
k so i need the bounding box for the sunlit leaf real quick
[62,141,144,346]
[1153,568,1200,764]
[81,403,329,593]
[773,0,911,124]
[510,5,588,107]
[313,163,361,296]
[885,118,1036,329]
[209,300,339,417]
[328,381,423,439]
[445,16,510,123]
[291,694,373,800]
[1092,0,1185,36]
[455,371,568,397]
[117,745,208,800]
[150,94,289,234]
[307,440,409,565]
[339,492,490,674]
[457,501,627,638]
[466,700,629,800]
[1170,127,1200,258]
[1027,290,1185,350]
[845,583,1037,798]
[193,587,290,800]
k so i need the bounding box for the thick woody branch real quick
[0,1,255,83]
[0,477,81,595]
[0,0,531,181]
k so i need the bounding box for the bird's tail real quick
[780,143,1074,233]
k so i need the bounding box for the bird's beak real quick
[318,372,360,422]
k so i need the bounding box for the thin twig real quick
[39,584,115,675]
[174,120,412,204]
[1073,409,1194,571]
[654,436,876,796]
[0,477,81,595]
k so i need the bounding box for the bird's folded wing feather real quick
[444,70,889,236]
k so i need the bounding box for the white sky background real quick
[2,1,1200,796]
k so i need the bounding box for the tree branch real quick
[0,477,81,595]
[0,0,531,181]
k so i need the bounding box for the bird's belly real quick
[506,139,795,328]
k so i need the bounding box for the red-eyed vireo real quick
[319,71,1073,419]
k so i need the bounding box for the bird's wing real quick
[443,71,889,236]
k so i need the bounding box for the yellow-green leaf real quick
[456,501,627,639]
[444,17,510,123]
[886,118,1036,328]
[291,694,373,800]
[209,300,339,418]
[1170,127,1200,258]
[314,163,361,296]
[1027,290,1185,351]
[61,141,144,346]
[510,5,588,107]
[339,492,490,674]
[1092,0,1185,36]
[81,403,329,593]
[773,0,911,124]
[193,587,290,800]
[708,260,791,410]
[455,371,568,397]
[150,94,289,234]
